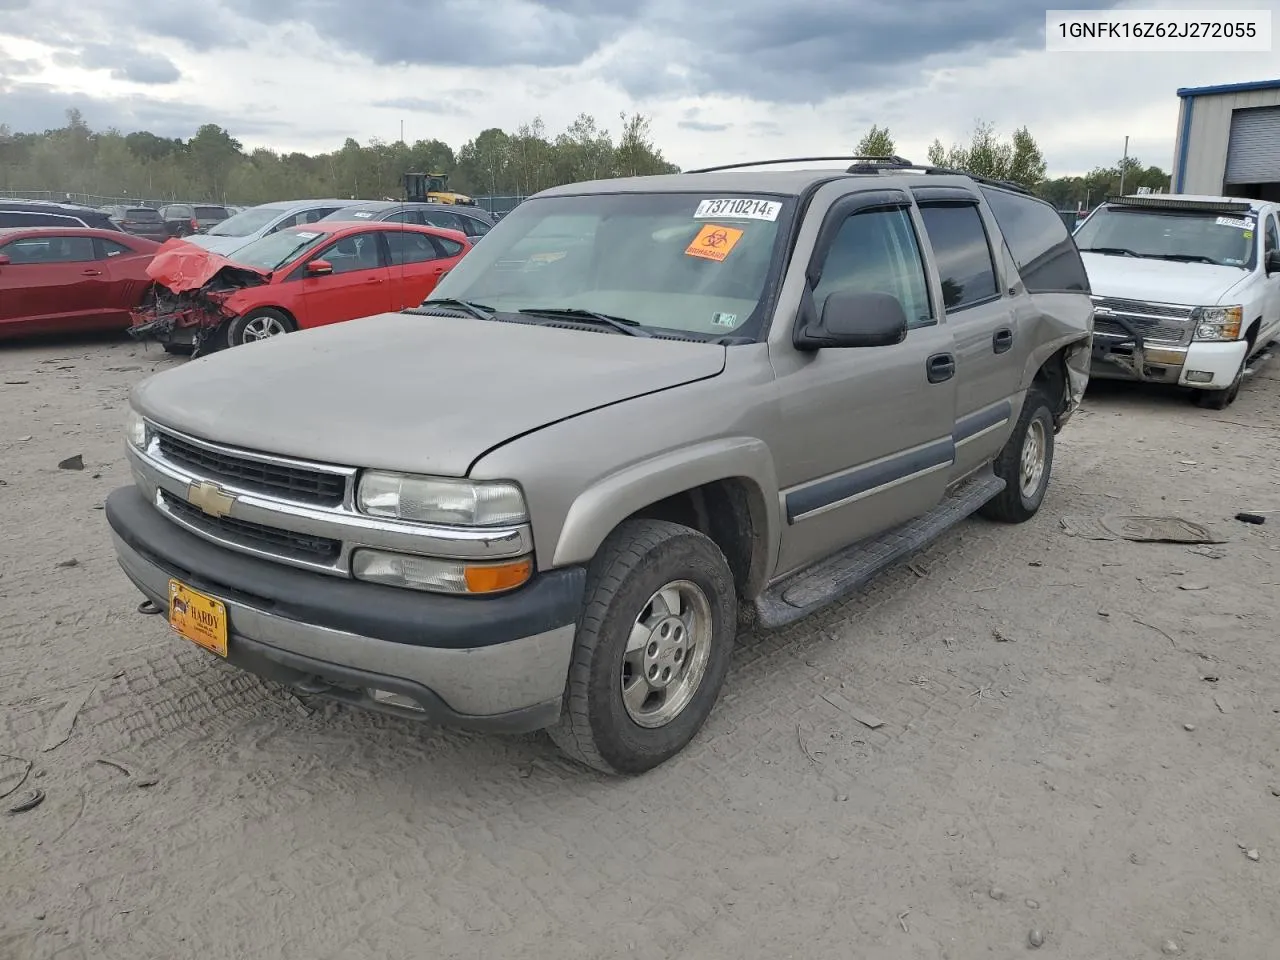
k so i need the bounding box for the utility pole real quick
[1118,135,1129,196]
[400,119,404,145]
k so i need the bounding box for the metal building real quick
[1171,79,1280,201]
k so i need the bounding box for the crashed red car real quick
[129,220,472,353]
[0,227,160,340]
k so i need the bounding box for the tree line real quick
[0,109,1168,211]
[854,122,1171,209]
[0,109,678,205]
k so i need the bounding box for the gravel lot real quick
[2,334,1279,960]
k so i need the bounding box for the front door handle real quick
[993,327,1014,354]
[364,277,383,284]
[81,269,102,276]
[927,353,956,383]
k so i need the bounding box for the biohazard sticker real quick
[685,224,744,262]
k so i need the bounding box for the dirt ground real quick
[1,334,1278,960]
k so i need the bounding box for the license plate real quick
[168,579,228,658]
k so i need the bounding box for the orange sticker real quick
[685,224,744,262]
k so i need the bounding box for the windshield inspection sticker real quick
[352,211,374,218]
[686,224,744,262]
[294,231,320,240]
[712,312,738,327]
[694,198,781,221]
[1215,216,1253,229]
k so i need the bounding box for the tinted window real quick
[1265,214,1278,257]
[384,230,440,265]
[126,208,161,221]
[0,211,81,228]
[981,187,1092,293]
[317,233,382,274]
[917,204,999,311]
[1,235,96,263]
[435,236,466,257]
[386,210,418,224]
[99,238,133,258]
[458,216,490,237]
[812,207,932,328]
[164,205,192,218]
[193,206,229,219]
[422,209,463,231]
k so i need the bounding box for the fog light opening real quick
[1185,370,1215,384]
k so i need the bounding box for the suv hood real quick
[131,313,727,476]
[1082,252,1249,305]
[183,233,253,256]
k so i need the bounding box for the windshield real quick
[1074,206,1257,268]
[208,206,286,237]
[194,206,229,220]
[125,208,161,221]
[230,228,330,271]
[427,192,794,337]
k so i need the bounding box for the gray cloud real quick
[372,96,474,118]
[678,120,732,132]
[50,42,181,84]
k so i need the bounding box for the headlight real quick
[352,549,532,594]
[125,408,149,449]
[1192,305,1243,342]
[356,471,527,526]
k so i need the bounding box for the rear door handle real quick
[927,353,956,383]
[993,327,1014,354]
[364,277,383,284]
[81,269,102,276]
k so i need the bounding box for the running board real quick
[754,467,1006,630]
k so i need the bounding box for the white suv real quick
[1077,194,1280,408]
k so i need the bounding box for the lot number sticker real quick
[686,224,744,262]
[1215,216,1253,229]
[694,198,781,221]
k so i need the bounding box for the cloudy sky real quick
[1,0,1277,177]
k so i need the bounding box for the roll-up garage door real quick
[1224,106,1280,184]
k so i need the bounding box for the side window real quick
[98,238,132,258]
[1,235,96,263]
[812,206,932,328]
[317,234,382,274]
[386,210,416,224]
[1265,214,1278,258]
[422,209,462,231]
[980,187,1090,294]
[384,230,440,266]
[916,203,1000,311]
[461,217,491,237]
[304,208,340,223]
[435,236,466,257]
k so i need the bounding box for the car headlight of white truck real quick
[1192,305,1243,342]
[125,408,149,450]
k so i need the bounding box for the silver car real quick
[185,199,361,256]
[107,160,1093,775]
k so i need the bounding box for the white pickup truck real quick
[1076,194,1280,408]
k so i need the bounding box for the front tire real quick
[549,519,737,775]
[1192,351,1247,410]
[226,308,295,347]
[979,388,1055,524]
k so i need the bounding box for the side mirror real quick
[1266,249,1280,275]
[795,290,909,350]
[305,259,333,276]
[0,254,9,267]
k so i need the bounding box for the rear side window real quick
[194,206,228,219]
[384,230,441,265]
[1,235,96,263]
[917,204,1000,311]
[435,236,466,257]
[980,187,1090,294]
[0,211,82,228]
[422,210,464,231]
[98,238,133,257]
[1265,214,1278,258]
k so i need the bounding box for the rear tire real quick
[979,388,1055,524]
[226,308,295,347]
[549,519,737,775]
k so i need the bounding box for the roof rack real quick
[1103,195,1254,214]
[682,156,1034,196]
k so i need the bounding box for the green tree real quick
[187,124,243,200]
[927,121,1046,189]
[854,124,896,158]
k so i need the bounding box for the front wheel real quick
[979,388,1055,524]
[1192,351,1247,410]
[549,519,737,775]
[226,309,295,347]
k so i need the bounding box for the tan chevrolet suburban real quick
[107,157,1094,774]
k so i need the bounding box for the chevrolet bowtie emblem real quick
[188,480,235,519]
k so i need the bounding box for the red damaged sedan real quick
[130,220,472,353]
[0,227,160,340]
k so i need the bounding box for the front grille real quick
[156,431,346,506]
[1092,296,1192,344]
[161,490,342,564]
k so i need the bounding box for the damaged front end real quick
[129,240,269,357]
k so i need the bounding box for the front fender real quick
[551,436,782,575]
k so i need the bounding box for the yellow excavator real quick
[403,172,477,206]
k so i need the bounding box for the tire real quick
[225,308,295,347]
[549,519,737,775]
[979,388,1055,524]
[1192,351,1247,410]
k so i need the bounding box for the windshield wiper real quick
[1079,246,1139,257]
[418,298,495,321]
[1149,253,1223,265]
[517,307,652,337]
